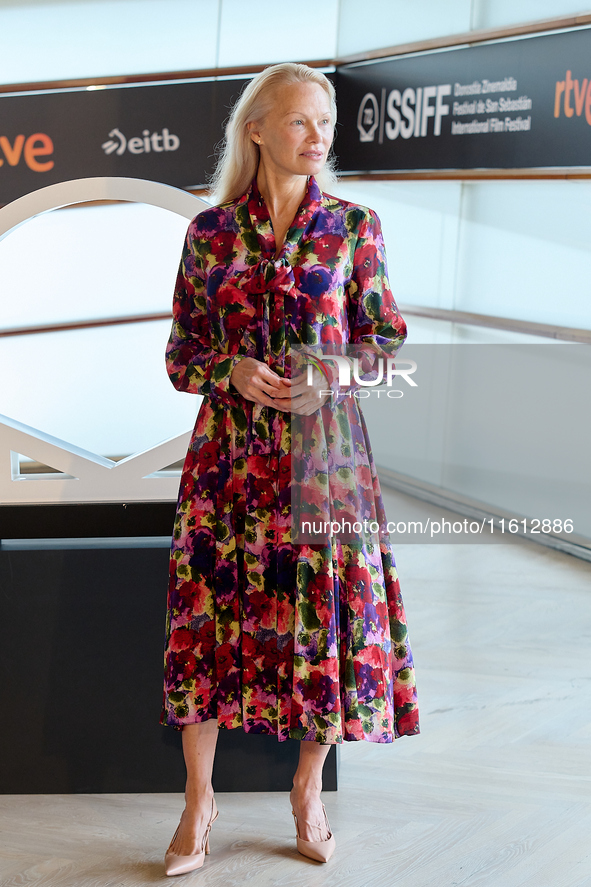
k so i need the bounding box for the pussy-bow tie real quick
[237,255,295,295]
[235,255,296,456]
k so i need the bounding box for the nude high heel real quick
[164,798,219,876]
[292,803,336,863]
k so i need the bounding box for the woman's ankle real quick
[291,777,322,800]
[184,783,214,812]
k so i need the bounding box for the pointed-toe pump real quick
[292,803,336,863]
[164,799,219,876]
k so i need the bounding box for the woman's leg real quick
[167,719,219,855]
[289,741,333,843]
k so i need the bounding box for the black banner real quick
[334,27,591,172]
[0,78,247,205]
[1,26,591,205]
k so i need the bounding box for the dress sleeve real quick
[165,220,244,408]
[328,207,407,406]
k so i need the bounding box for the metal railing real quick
[2,304,589,343]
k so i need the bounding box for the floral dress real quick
[160,175,419,744]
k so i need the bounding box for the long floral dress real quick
[160,174,419,744]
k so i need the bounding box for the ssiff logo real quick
[357,85,451,142]
[102,127,180,156]
[357,93,380,141]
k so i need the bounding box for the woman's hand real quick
[230,357,292,408]
[230,359,332,415]
[274,365,332,415]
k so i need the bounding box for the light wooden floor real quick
[1,531,591,887]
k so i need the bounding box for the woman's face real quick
[250,81,334,181]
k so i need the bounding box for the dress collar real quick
[248,174,322,212]
[244,175,323,259]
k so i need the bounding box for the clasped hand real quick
[230,357,332,416]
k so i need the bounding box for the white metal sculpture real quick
[0,176,208,241]
[0,177,208,505]
[0,413,192,504]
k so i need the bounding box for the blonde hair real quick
[209,63,338,204]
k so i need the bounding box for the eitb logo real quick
[101,127,180,156]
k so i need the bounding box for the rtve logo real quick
[0,133,54,171]
[102,127,180,156]
[357,85,451,142]
[554,70,591,123]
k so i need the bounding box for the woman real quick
[160,62,419,875]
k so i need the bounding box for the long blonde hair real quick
[209,63,338,204]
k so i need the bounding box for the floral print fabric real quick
[160,175,419,743]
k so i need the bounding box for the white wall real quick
[0,202,189,326]
[0,0,338,84]
[455,181,591,329]
[471,0,591,30]
[0,0,588,87]
[0,202,200,456]
[1,0,587,86]
[334,177,591,539]
[0,319,199,457]
[217,0,339,68]
[334,180,463,315]
[361,341,591,538]
[335,178,591,333]
[337,0,472,57]
[336,0,591,57]
[0,0,218,83]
